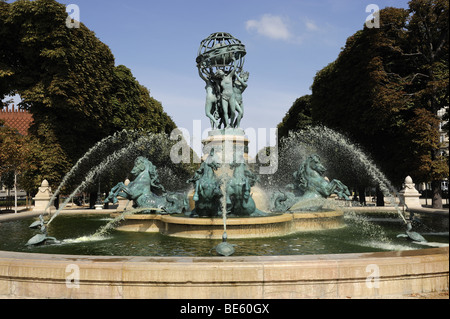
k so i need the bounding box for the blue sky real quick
[10,0,411,150]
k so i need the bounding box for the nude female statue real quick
[232,71,249,128]
[198,65,220,128]
[215,57,240,128]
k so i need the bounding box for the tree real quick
[20,122,72,193]
[404,0,449,208]
[277,95,313,143]
[0,120,32,177]
[0,0,118,189]
[310,7,413,187]
[109,65,176,135]
[0,0,179,194]
[0,119,35,211]
[0,0,117,160]
[307,3,448,208]
[1,117,70,202]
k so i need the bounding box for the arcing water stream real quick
[44,130,139,214]
[281,126,408,224]
[46,132,169,226]
[30,125,429,250]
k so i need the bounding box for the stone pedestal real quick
[33,179,56,212]
[116,198,131,210]
[399,176,422,208]
[201,128,249,164]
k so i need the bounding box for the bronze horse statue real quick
[226,161,265,216]
[187,149,223,217]
[293,154,350,200]
[271,154,350,212]
[104,157,187,214]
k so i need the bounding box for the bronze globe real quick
[196,32,246,78]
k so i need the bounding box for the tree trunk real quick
[89,191,97,209]
[431,180,443,209]
[14,171,17,214]
[376,185,384,206]
[358,186,366,206]
[54,194,59,210]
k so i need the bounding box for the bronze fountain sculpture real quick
[27,32,353,256]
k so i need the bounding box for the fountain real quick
[100,32,346,247]
[0,32,447,299]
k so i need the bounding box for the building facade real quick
[0,105,33,136]
[0,106,33,200]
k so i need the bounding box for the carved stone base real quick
[399,176,422,208]
[201,128,249,163]
[32,179,56,212]
[112,210,344,239]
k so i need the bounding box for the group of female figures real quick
[199,57,249,129]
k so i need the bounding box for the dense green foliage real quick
[109,65,176,135]
[278,0,448,208]
[0,0,178,193]
[277,95,312,143]
[310,7,415,184]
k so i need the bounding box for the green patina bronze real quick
[187,148,223,217]
[292,154,350,200]
[197,32,248,129]
[272,154,351,212]
[226,159,266,217]
[27,214,59,246]
[186,148,265,218]
[104,156,188,214]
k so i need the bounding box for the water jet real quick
[0,32,447,299]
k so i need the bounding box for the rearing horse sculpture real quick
[293,154,350,200]
[271,154,350,212]
[187,149,223,217]
[226,161,265,216]
[104,157,187,214]
[105,157,165,208]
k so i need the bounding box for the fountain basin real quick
[0,210,448,298]
[0,247,447,299]
[112,210,344,239]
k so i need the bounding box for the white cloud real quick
[246,14,292,41]
[304,19,319,31]
[245,14,321,44]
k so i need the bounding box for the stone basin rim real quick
[0,210,447,298]
[0,246,447,263]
